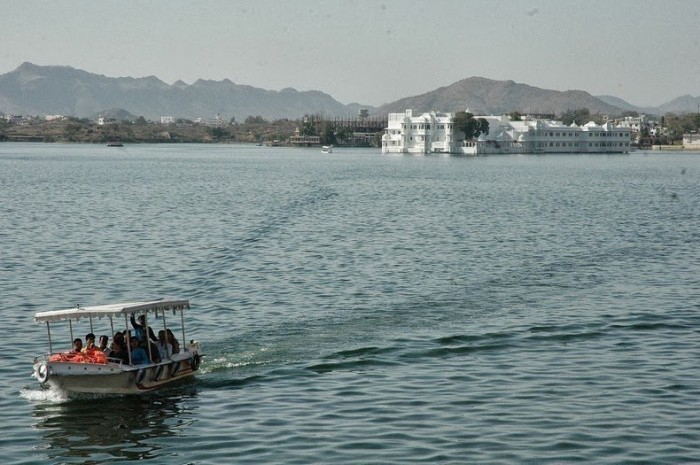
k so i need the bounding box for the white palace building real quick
[381,109,632,155]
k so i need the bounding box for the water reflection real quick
[32,386,198,463]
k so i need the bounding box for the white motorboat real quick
[32,299,202,395]
[321,145,333,153]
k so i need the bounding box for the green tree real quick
[454,111,488,140]
[321,122,337,145]
[64,122,82,141]
[335,126,354,144]
[244,115,268,124]
[660,112,700,143]
[207,126,232,141]
[478,118,489,137]
[561,108,592,126]
[301,119,317,136]
[638,126,651,146]
[373,131,384,147]
[508,111,522,121]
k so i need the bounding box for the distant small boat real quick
[321,145,333,153]
[107,142,124,147]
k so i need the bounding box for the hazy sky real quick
[3,0,699,107]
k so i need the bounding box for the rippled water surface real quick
[1,143,699,464]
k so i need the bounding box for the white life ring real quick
[36,362,49,384]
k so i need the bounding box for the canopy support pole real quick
[124,314,132,363]
[46,321,53,354]
[180,309,186,350]
[144,313,153,363]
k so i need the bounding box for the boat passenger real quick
[98,335,109,353]
[149,340,162,363]
[82,333,97,354]
[130,314,158,347]
[71,338,83,353]
[128,336,149,365]
[166,329,180,354]
[156,330,173,361]
[109,333,129,364]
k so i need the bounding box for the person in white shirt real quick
[156,330,173,361]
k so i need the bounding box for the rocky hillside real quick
[374,77,626,116]
[0,63,371,121]
[2,63,697,120]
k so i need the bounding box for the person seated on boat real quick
[156,330,173,361]
[149,341,162,363]
[166,328,180,354]
[130,314,158,348]
[128,336,149,365]
[71,338,83,353]
[108,332,129,364]
[75,333,107,363]
[98,335,109,353]
[82,333,98,354]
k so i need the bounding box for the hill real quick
[658,94,700,114]
[374,77,626,116]
[2,63,697,121]
[0,62,372,121]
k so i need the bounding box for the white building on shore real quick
[682,133,700,149]
[381,109,631,155]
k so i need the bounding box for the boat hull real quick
[33,355,201,395]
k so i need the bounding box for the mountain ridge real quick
[0,63,369,121]
[375,76,638,116]
[0,63,698,120]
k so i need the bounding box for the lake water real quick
[1,143,699,464]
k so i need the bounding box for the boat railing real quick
[33,353,50,363]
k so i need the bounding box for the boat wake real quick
[19,386,69,404]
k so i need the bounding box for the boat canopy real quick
[34,299,190,323]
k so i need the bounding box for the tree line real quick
[2,109,699,145]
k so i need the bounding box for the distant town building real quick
[3,115,23,124]
[618,114,649,132]
[616,114,659,143]
[683,133,700,148]
[194,114,225,126]
[97,117,116,126]
[161,116,175,124]
[382,109,632,155]
[289,127,320,146]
